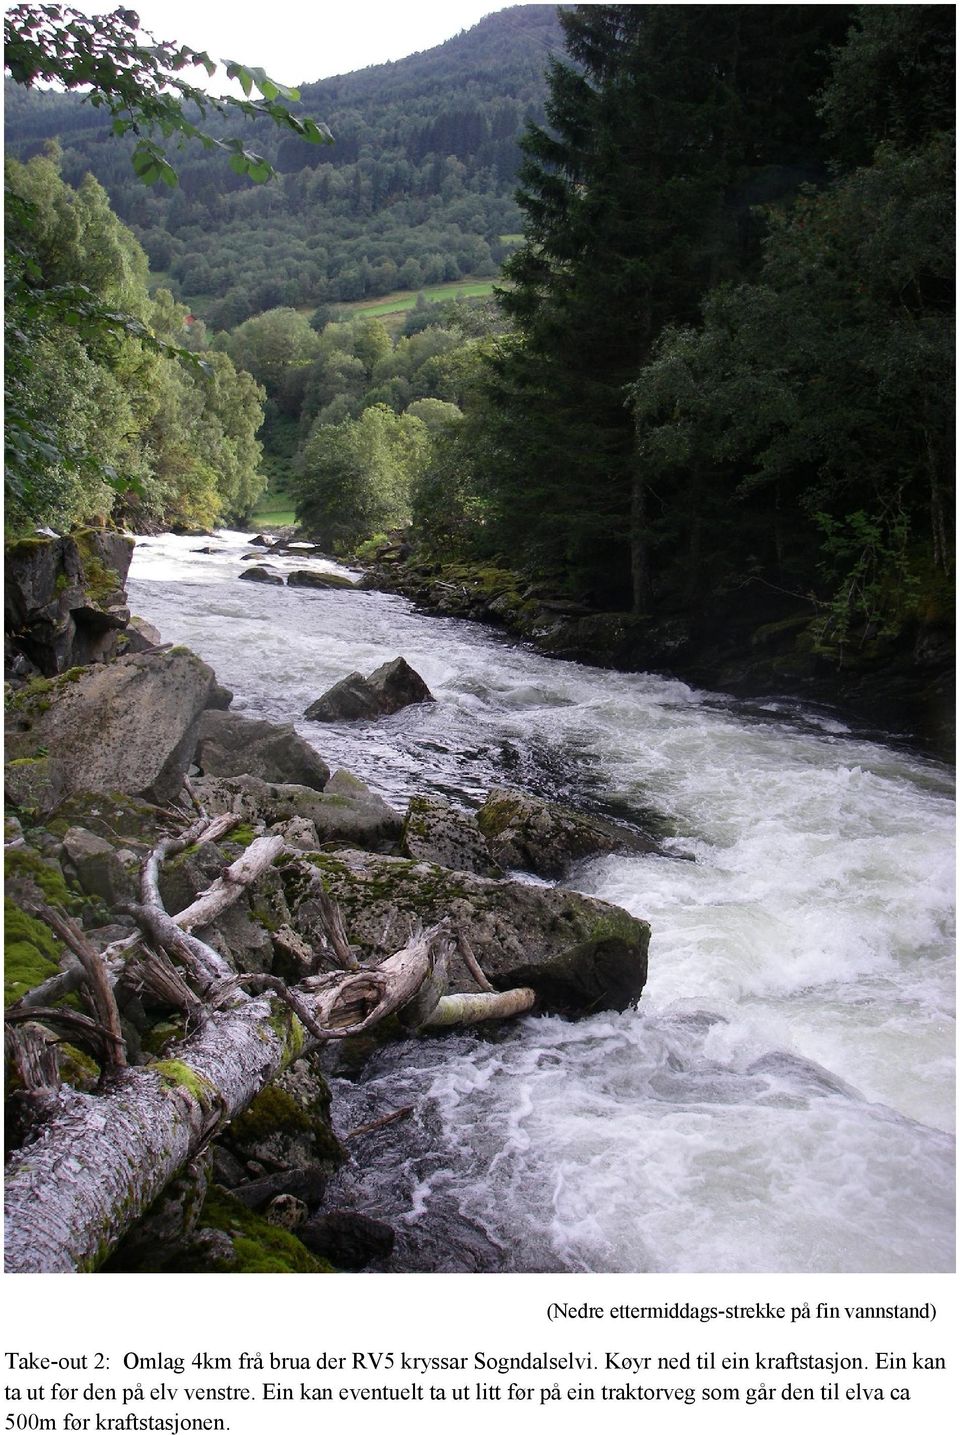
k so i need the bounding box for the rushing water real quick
[127,530,956,1273]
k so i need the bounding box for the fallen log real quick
[3,926,449,1273]
[5,807,540,1273]
[171,834,285,932]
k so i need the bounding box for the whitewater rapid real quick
[127,530,955,1273]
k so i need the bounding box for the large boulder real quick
[195,711,330,791]
[305,656,433,722]
[189,770,403,851]
[120,615,164,655]
[5,529,134,675]
[477,786,656,878]
[286,847,650,1016]
[238,566,284,586]
[401,795,501,877]
[286,570,356,590]
[60,825,139,906]
[5,648,216,813]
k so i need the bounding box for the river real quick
[127,530,955,1274]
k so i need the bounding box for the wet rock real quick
[205,681,233,711]
[304,671,381,721]
[5,649,217,814]
[195,710,330,791]
[299,1209,395,1270]
[289,848,650,1016]
[477,786,656,878]
[305,656,434,722]
[249,534,274,548]
[402,794,501,877]
[226,1164,331,1212]
[238,565,284,585]
[286,569,356,590]
[120,615,164,654]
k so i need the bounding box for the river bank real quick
[4,529,652,1273]
[5,528,954,1271]
[119,530,954,1272]
[351,546,955,762]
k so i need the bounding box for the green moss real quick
[140,1018,188,1056]
[72,530,126,603]
[58,1042,100,1089]
[228,1083,314,1141]
[4,897,63,1005]
[5,673,58,710]
[46,789,164,844]
[227,823,257,848]
[585,909,650,947]
[476,794,522,839]
[194,1188,331,1273]
[267,1007,307,1063]
[165,842,201,870]
[5,846,78,908]
[150,1059,218,1108]
[251,902,280,933]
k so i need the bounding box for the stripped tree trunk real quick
[5,813,537,1273]
[3,931,446,1273]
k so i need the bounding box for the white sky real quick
[126,1,533,89]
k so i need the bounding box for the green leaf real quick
[225,61,254,97]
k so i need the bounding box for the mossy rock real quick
[223,1067,344,1169]
[5,845,78,910]
[170,1187,332,1273]
[291,846,650,1016]
[46,790,168,847]
[4,897,63,1006]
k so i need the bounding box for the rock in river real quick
[305,656,434,722]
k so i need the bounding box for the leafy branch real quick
[4,5,332,186]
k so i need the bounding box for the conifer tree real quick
[485,4,851,608]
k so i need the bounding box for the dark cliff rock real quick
[5,528,134,676]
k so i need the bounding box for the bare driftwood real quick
[345,1105,416,1142]
[5,809,539,1273]
[2,925,451,1273]
[22,903,126,1070]
[172,834,285,932]
[5,1020,60,1092]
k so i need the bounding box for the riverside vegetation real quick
[2,4,955,1267]
[4,5,953,747]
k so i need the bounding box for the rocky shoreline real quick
[4,531,654,1273]
[349,542,955,761]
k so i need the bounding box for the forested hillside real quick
[4,4,563,326]
[413,3,953,722]
[4,3,954,739]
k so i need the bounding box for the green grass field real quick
[248,492,297,529]
[339,277,500,319]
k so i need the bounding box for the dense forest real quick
[414,4,955,684]
[4,3,955,724]
[4,5,563,325]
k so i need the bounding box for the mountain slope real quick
[4,5,564,327]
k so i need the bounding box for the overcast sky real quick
[127,1,531,89]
